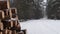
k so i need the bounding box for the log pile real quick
[0,0,24,34]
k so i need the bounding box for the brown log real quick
[0,1,7,10]
[10,20,21,32]
[10,21,13,28]
[12,30,17,34]
[9,30,12,34]
[7,30,12,34]
[1,19,10,29]
[13,20,21,32]
[10,8,17,14]
[9,8,18,18]
[0,32,2,34]
[0,22,3,31]
[0,10,4,19]
[3,9,9,16]
[3,28,12,34]
[3,28,8,34]
[7,0,10,9]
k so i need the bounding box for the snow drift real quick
[20,19,60,34]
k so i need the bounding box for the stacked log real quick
[0,10,4,19]
[0,0,25,34]
[0,22,3,34]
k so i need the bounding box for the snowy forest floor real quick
[20,18,60,34]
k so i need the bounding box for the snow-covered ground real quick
[20,19,60,34]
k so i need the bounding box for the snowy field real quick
[20,19,60,34]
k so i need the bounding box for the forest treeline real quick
[10,0,43,20]
[10,0,60,20]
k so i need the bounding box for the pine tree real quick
[46,0,60,19]
[14,0,43,20]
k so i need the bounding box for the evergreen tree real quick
[12,0,43,20]
[46,0,60,19]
